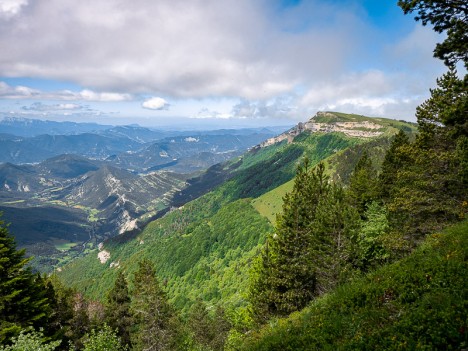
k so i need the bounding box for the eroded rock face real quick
[257,112,384,148]
[98,249,110,264]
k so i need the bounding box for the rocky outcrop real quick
[258,111,384,148]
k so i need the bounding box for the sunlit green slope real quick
[58,112,415,313]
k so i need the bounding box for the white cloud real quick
[194,107,232,119]
[0,0,358,100]
[77,89,132,102]
[0,81,132,101]
[0,0,27,19]
[0,1,448,122]
[142,97,169,110]
[22,102,84,111]
[231,97,298,119]
[297,70,429,120]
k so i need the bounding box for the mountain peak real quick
[256,111,414,149]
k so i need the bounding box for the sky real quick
[0,0,447,128]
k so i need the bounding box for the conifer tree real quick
[0,216,50,344]
[310,184,359,294]
[43,275,75,346]
[347,150,379,216]
[187,300,231,351]
[131,260,179,351]
[379,130,411,202]
[105,271,132,349]
[68,292,90,350]
[250,160,330,320]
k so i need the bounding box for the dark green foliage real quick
[105,271,132,348]
[250,159,325,320]
[250,160,359,321]
[347,151,379,216]
[310,184,359,294]
[398,0,468,68]
[43,275,75,348]
[187,300,231,351]
[353,202,390,271]
[0,216,51,344]
[382,71,468,245]
[378,130,410,201]
[68,293,90,350]
[131,260,180,351]
[239,221,468,351]
[416,69,467,139]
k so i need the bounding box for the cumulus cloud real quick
[0,1,447,122]
[231,97,299,119]
[0,0,358,100]
[298,70,430,120]
[0,81,132,101]
[0,0,27,19]
[22,102,84,111]
[142,97,169,110]
[194,108,231,119]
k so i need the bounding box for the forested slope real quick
[238,220,468,351]
[59,114,411,313]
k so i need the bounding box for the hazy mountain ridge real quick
[58,112,415,311]
[0,120,280,272]
[0,117,277,173]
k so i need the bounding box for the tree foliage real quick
[105,271,132,349]
[0,216,51,344]
[187,300,231,351]
[398,0,468,67]
[0,329,61,351]
[131,260,180,351]
[250,160,359,321]
[80,325,127,351]
[347,150,379,216]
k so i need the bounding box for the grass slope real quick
[252,180,294,224]
[239,221,468,351]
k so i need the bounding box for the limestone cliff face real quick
[257,111,384,148]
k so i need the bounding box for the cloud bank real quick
[0,0,446,122]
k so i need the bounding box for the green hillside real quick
[238,220,468,351]
[58,113,414,313]
[252,180,294,224]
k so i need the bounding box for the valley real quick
[58,112,416,310]
[0,118,279,272]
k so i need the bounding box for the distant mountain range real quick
[56,111,417,310]
[0,117,282,271]
[0,117,278,172]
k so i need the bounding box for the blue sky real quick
[0,0,445,127]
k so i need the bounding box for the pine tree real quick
[131,260,179,351]
[68,292,90,350]
[250,160,361,321]
[187,300,212,348]
[250,160,331,320]
[310,184,359,294]
[43,275,75,346]
[105,271,133,349]
[0,216,51,344]
[347,150,379,216]
[187,300,231,351]
[379,130,411,202]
